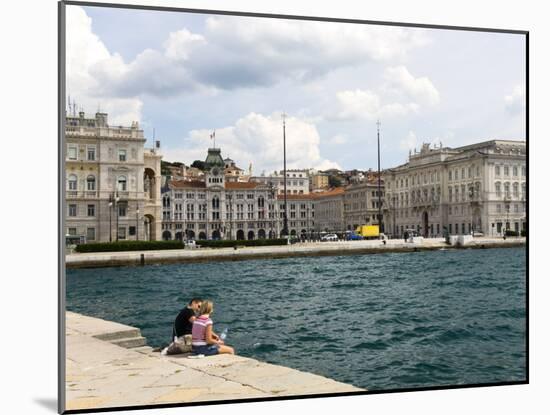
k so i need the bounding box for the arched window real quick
[68,174,77,191]
[504,182,510,198]
[258,196,265,208]
[495,182,501,197]
[212,196,219,209]
[86,175,96,191]
[522,183,526,197]
[513,182,519,198]
[117,176,127,191]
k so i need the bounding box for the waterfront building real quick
[343,179,385,231]
[276,194,315,237]
[65,111,162,242]
[382,140,526,238]
[162,148,279,240]
[312,187,345,232]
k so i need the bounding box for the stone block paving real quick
[65,312,363,411]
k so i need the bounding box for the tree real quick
[328,175,341,188]
[191,160,206,170]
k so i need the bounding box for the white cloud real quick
[67,7,433,101]
[163,29,206,61]
[400,131,418,151]
[329,134,348,145]
[384,66,440,106]
[162,112,340,173]
[504,84,526,114]
[66,6,143,124]
[331,66,438,121]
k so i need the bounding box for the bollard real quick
[140,253,145,266]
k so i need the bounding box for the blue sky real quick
[66,5,526,174]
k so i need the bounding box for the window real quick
[504,182,510,197]
[68,227,77,236]
[513,166,518,177]
[68,204,77,217]
[118,205,127,217]
[129,226,136,236]
[87,204,95,217]
[86,227,95,241]
[117,176,127,191]
[495,165,500,176]
[461,168,465,179]
[86,175,96,191]
[522,166,526,176]
[68,174,77,191]
[118,227,126,240]
[504,165,509,176]
[448,171,452,181]
[496,204,501,213]
[118,149,127,162]
[513,183,519,198]
[68,146,77,160]
[87,147,96,161]
[454,169,458,180]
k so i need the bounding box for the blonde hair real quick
[199,300,214,316]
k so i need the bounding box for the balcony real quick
[65,190,98,199]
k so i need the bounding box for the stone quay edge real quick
[65,311,363,411]
[65,237,526,269]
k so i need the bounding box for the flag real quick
[210,131,216,140]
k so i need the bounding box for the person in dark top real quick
[173,298,202,339]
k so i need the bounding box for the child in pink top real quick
[191,300,235,356]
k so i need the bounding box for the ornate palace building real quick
[161,148,315,240]
[65,111,162,242]
[382,140,526,238]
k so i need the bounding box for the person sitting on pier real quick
[162,298,202,355]
[192,300,235,356]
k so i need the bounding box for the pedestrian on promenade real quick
[404,230,409,243]
[192,300,235,356]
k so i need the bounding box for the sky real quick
[65,5,526,174]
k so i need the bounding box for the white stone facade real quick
[383,140,526,238]
[65,112,162,242]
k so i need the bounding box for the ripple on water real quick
[66,247,526,391]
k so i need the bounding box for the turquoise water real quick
[66,247,526,391]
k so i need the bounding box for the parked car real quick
[321,233,338,242]
[346,233,363,241]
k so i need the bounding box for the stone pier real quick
[64,312,363,411]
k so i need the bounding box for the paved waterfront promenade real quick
[66,237,526,269]
[65,312,363,411]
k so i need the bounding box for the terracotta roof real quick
[169,179,206,189]
[276,193,316,200]
[224,181,260,189]
[311,187,345,198]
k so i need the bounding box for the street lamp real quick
[115,192,120,241]
[282,113,289,237]
[108,194,113,242]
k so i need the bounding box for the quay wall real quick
[65,237,526,269]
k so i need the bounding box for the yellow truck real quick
[355,225,380,239]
